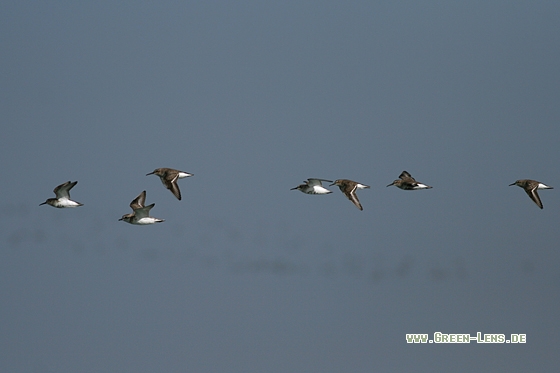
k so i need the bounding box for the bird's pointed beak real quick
[386,183,393,187]
[146,172,154,176]
[329,182,335,186]
[290,187,297,190]
[509,183,515,186]
[39,201,46,206]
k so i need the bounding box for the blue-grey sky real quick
[2,1,560,372]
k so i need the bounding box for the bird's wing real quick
[130,191,146,209]
[54,181,76,199]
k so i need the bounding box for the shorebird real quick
[146,168,193,200]
[40,181,83,208]
[387,171,432,190]
[330,179,370,210]
[119,190,164,224]
[509,179,553,209]
[291,178,333,194]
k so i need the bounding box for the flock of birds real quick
[291,172,554,210]
[40,169,554,224]
[291,171,433,211]
[40,168,193,224]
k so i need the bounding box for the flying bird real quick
[40,181,83,208]
[387,171,432,190]
[119,190,164,224]
[509,179,553,209]
[291,178,333,194]
[330,179,370,210]
[146,168,193,200]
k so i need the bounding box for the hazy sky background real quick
[1,1,560,372]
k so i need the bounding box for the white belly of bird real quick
[311,186,331,194]
[134,217,161,225]
[55,198,80,207]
